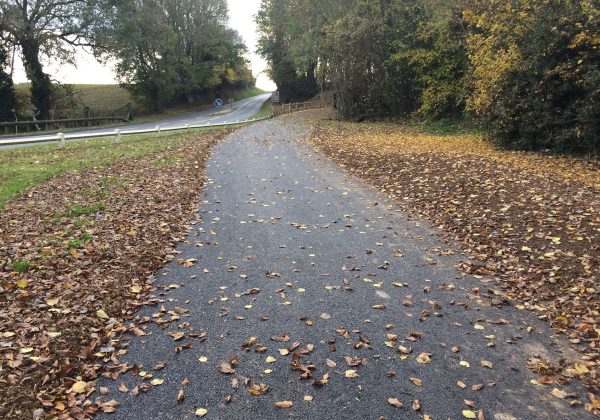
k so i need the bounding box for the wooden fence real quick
[0,115,131,136]
[272,100,330,117]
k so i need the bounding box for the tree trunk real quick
[20,36,52,120]
[0,47,17,121]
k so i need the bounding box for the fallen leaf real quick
[96,309,109,319]
[275,401,294,408]
[417,353,431,364]
[71,381,87,394]
[388,397,403,408]
[195,408,208,417]
[218,362,235,374]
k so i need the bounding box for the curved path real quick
[0,94,271,149]
[98,117,591,419]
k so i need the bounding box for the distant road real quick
[0,94,271,150]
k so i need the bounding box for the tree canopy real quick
[93,0,254,111]
[257,0,600,153]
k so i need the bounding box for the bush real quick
[465,0,600,154]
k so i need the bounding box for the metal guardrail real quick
[0,115,274,148]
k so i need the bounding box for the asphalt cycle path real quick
[98,117,591,419]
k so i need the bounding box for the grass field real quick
[13,84,266,118]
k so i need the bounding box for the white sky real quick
[13,0,276,91]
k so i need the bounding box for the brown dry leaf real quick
[218,362,236,374]
[417,353,431,364]
[326,359,337,368]
[412,399,421,411]
[388,397,403,408]
[313,372,330,386]
[170,332,185,341]
[177,389,185,402]
[275,401,294,408]
[480,360,493,369]
[410,377,423,387]
[118,383,128,393]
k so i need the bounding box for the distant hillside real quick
[13,85,266,120]
[14,84,141,118]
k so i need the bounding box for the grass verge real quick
[0,125,246,209]
[0,128,228,418]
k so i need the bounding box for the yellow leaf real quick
[151,378,164,386]
[279,349,289,356]
[460,361,470,368]
[195,408,208,417]
[474,324,485,330]
[16,279,28,288]
[345,370,359,378]
[96,309,109,319]
[48,332,62,338]
[462,410,477,419]
[71,381,87,394]
[20,347,34,353]
[130,285,142,293]
[266,356,277,363]
[198,356,208,363]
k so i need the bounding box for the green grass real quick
[418,117,482,136]
[254,98,274,120]
[12,260,31,273]
[67,239,82,249]
[0,127,228,209]
[56,203,106,219]
[15,84,141,116]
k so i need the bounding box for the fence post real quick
[58,132,65,149]
[186,124,190,133]
[155,126,160,137]
[114,128,121,144]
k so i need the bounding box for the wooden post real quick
[186,124,190,133]
[114,128,121,144]
[58,132,65,149]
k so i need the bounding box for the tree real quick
[0,45,17,121]
[0,0,98,120]
[94,0,253,110]
[256,0,321,102]
[464,0,600,153]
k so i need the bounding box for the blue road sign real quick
[214,99,223,108]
